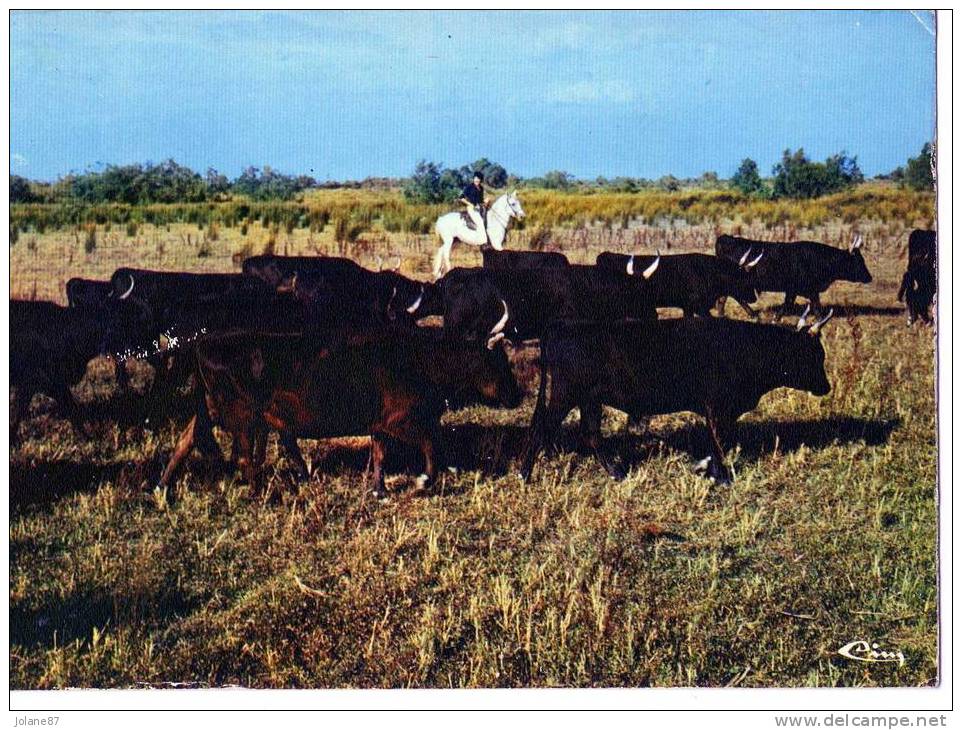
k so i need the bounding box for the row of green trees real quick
[10,161,317,205]
[732,144,935,198]
[402,158,512,204]
[730,149,863,199]
[10,144,934,207]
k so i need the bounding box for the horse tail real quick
[433,231,449,281]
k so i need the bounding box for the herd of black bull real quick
[10,229,935,492]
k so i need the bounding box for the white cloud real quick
[549,79,634,105]
[12,153,27,168]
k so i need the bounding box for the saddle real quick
[459,206,488,242]
[459,210,477,230]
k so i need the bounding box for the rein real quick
[487,196,512,230]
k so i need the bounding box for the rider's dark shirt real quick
[461,183,484,207]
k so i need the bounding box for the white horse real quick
[432,191,526,280]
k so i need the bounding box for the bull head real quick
[118,273,135,300]
[738,247,753,267]
[486,299,510,350]
[744,252,763,269]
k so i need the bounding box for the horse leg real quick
[433,236,452,280]
[443,237,455,277]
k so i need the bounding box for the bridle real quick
[487,195,518,229]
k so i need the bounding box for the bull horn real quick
[486,300,510,349]
[808,309,834,336]
[746,252,763,269]
[376,255,383,272]
[738,247,752,267]
[850,234,863,252]
[626,255,635,276]
[406,285,425,314]
[796,304,812,332]
[392,255,402,271]
[642,252,660,279]
[487,332,506,350]
[118,273,135,300]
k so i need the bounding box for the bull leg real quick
[10,387,28,447]
[113,358,130,394]
[776,292,797,320]
[905,291,918,326]
[193,397,224,463]
[253,427,268,473]
[279,431,310,481]
[714,295,728,316]
[626,413,651,437]
[897,272,909,303]
[734,298,758,320]
[54,382,87,439]
[158,415,198,488]
[253,425,278,502]
[370,433,388,499]
[376,417,441,493]
[699,406,736,485]
[415,430,438,492]
[520,399,571,482]
[581,402,626,480]
[808,292,822,314]
[233,427,260,493]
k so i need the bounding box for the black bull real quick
[481,248,569,269]
[897,229,936,325]
[520,314,833,484]
[595,251,758,317]
[715,234,872,315]
[106,267,279,349]
[66,277,130,390]
[438,265,659,345]
[158,328,523,496]
[241,254,441,324]
[10,300,114,441]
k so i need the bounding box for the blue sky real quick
[10,10,936,182]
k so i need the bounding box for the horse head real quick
[503,190,525,220]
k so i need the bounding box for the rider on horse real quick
[459,171,490,245]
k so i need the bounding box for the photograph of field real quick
[8,10,940,695]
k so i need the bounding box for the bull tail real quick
[520,336,551,482]
[533,341,550,431]
[897,271,910,303]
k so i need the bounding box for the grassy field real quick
[9,187,938,688]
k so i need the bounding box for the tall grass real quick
[9,184,934,240]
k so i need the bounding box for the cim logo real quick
[837,640,905,667]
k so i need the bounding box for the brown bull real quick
[159,328,523,497]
